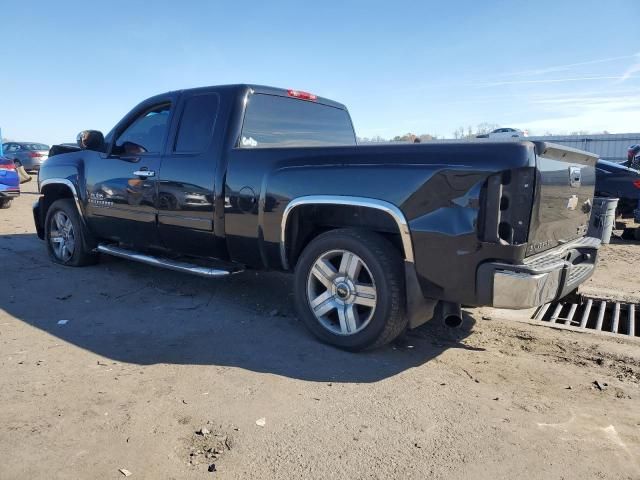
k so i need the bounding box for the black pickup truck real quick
[34,84,600,350]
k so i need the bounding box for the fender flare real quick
[39,178,87,224]
[279,195,414,270]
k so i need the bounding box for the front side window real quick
[174,94,220,153]
[240,94,355,148]
[115,103,171,155]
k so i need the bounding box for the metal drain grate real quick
[533,298,639,338]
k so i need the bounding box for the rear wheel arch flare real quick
[280,195,414,270]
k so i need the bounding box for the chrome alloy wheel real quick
[306,249,377,335]
[49,211,76,262]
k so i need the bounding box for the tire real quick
[294,228,407,351]
[45,199,98,266]
[0,199,12,209]
[634,228,640,242]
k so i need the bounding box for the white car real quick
[477,128,528,139]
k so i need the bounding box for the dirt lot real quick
[1,180,639,480]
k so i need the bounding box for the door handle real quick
[133,170,155,177]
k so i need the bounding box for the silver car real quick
[1,142,50,172]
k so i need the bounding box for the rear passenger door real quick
[157,91,222,257]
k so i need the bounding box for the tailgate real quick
[527,142,598,256]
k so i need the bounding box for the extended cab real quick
[34,84,600,350]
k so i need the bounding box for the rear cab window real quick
[240,93,356,149]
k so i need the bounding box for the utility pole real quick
[0,128,3,155]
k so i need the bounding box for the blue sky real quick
[1,0,638,144]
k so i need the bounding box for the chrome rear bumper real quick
[477,236,601,309]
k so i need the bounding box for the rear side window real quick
[240,94,355,148]
[174,94,220,153]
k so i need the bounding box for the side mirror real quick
[76,130,105,152]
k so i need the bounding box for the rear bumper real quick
[476,236,600,309]
[17,159,45,171]
[0,187,20,198]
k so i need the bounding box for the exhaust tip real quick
[440,302,463,328]
[443,314,463,328]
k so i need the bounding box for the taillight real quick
[633,180,640,189]
[28,152,43,158]
[287,89,317,101]
[0,162,16,171]
[479,167,535,245]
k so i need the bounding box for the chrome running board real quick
[96,244,239,278]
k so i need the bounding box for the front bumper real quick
[477,236,601,309]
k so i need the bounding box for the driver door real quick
[85,100,173,249]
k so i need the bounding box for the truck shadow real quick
[0,233,479,383]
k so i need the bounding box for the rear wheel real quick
[294,229,406,351]
[45,199,98,266]
[0,199,12,209]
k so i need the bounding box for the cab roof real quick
[168,84,348,110]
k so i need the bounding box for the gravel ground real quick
[1,180,639,479]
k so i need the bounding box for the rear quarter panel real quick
[0,170,20,191]
[226,142,535,304]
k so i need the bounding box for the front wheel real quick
[294,229,407,351]
[45,199,98,266]
[0,199,12,209]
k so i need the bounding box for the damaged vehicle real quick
[34,84,600,350]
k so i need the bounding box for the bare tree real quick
[475,123,500,135]
[453,127,465,139]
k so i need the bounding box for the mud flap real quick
[33,199,44,240]
[404,261,437,329]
